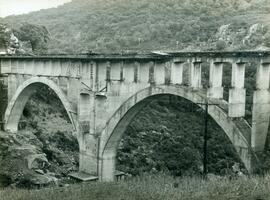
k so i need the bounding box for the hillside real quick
[2,0,270,53]
[117,96,243,176]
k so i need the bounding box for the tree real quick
[0,23,21,54]
[15,23,50,54]
[216,40,227,50]
[0,24,9,50]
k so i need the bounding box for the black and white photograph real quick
[0,0,270,199]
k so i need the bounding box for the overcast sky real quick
[0,0,71,17]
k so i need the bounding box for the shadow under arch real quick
[100,85,253,181]
[4,77,77,133]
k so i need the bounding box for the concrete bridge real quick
[0,51,270,181]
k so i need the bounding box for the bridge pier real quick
[229,61,246,117]
[8,74,17,102]
[154,62,166,84]
[100,151,116,181]
[0,75,8,130]
[207,61,223,99]
[77,75,100,174]
[190,59,202,89]
[78,132,99,175]
[251,61,270,152]
[171,60,184,85]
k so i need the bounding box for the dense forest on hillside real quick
[117,95,243,176]
[2,0,270,53]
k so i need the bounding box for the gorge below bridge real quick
[0,51,270,181]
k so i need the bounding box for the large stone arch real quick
[99,85,254,181]
[4,76,77,133]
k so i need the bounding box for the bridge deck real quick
[0,51,269,61]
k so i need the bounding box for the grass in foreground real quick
[0,174,270,200]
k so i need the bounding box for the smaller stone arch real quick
[4,76,76,133]
[99,85,254,181]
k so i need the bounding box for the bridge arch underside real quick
[100,85,254,181]
[4,77,76,133]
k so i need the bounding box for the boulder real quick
[57,152,72,165]
[19,173,57,187]
[35,169,45,175]
[26,153,49,169]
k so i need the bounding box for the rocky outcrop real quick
[237,0,251,10]
[243,23,266,48]
[0,86,79,188]
[0,120,78,188]
[215,23,269,50]
[0,24,21,54]
[26,153,49,170]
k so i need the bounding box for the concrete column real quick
[80,62,90,88]
[11,60,18,74]
[43,60,52,76]
[154,62,165,84]
[108,61,123,95]
[17,60,24,74]
[76,62,82,79]
[228,62,246,117]
[251,62,270,152]
[138,62,150,83]
[78,93,91,132]
[78,133,98,175]
[189,60,202,88]
[255,62,270,89]
[171,61,184,85]
[110,62,121,81]
[35,60,45,76]
[32,60,38,76]
[24,60,34,75]
[78,92,98,175]
[0,76,8,130]
[8,74,17,102]
[51,60,62,77]
[67,78,79,111]
[0,59,11,74]
[60,60,68,77]
[96,62,107,91]
[123,62,135,83]
[101,151,116,181]
[207,61,223,98]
